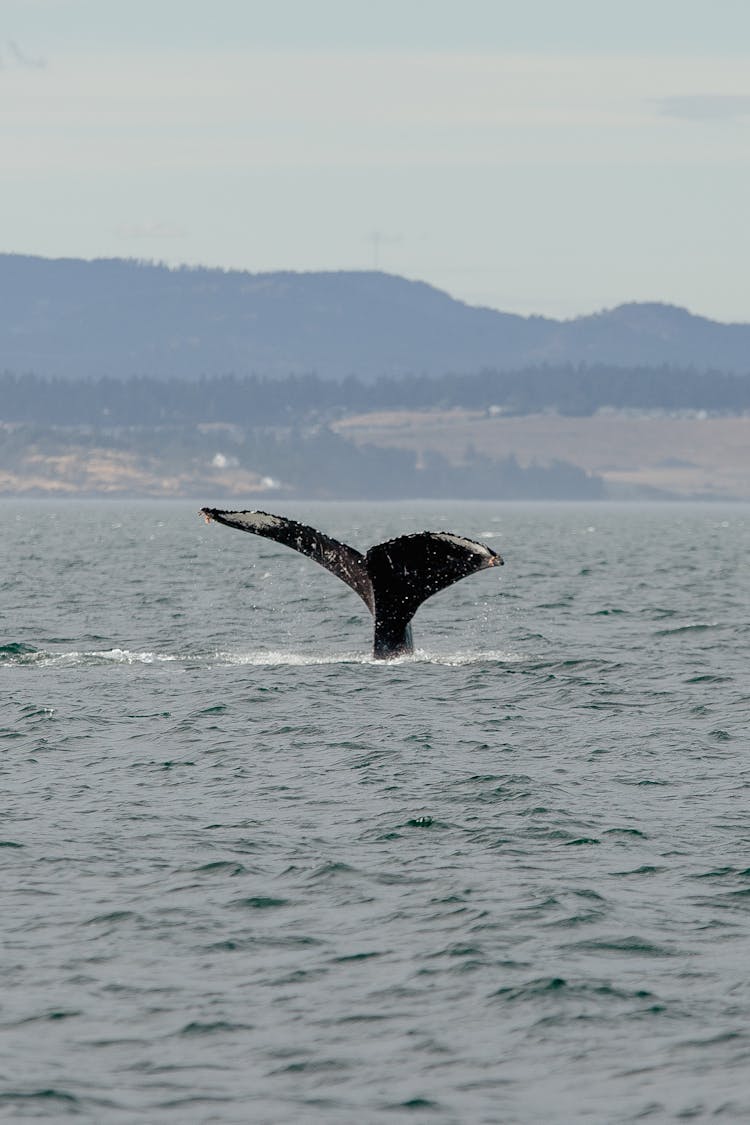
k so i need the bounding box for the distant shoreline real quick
[1,411,748,502]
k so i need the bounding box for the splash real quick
[213,648,522,667]
[1,645,523,669]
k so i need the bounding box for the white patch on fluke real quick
[433,532,495,557]
[229,511,284,532]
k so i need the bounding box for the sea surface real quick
[2,500,749,1124]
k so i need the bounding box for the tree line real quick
[1,363,749,427]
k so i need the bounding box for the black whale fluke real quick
[200,508,503,659]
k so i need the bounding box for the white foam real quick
[208,650,368,667]
[8,647,524,670]
[29,648,181,667]
[408,648,524,666]
[216,648,524,668]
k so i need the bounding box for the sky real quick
[3,0,750,321]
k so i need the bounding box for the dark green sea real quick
[2,501,749,1123]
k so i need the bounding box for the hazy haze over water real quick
[2,501,749,1122]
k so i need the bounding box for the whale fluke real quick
[201,508,503,658]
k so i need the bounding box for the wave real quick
[0,642,38,658]
[654,621,725,636]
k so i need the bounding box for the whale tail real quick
[201,508,503,658]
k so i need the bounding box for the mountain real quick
[1,253,749,380]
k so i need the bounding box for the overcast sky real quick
[3,0,750,320]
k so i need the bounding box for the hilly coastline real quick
[3,253,750,380]
[2,254,749,500]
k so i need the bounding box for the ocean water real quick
[2,499,749,1124]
